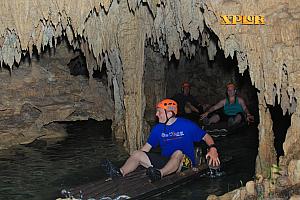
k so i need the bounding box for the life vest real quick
[223,97,243,116]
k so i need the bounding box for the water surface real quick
[0,120,258,200]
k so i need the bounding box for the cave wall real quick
[0,0,299,175]
[0,41,114,149]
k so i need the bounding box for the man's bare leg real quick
[160,150,184,177]
[120,150,152,176]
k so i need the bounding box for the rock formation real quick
[0,0,299,179]
[0,41,114,149]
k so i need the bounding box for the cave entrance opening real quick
[166,47,259,118]
[144,30,259,128]
[58,119,113,141]
[143,31,260,152]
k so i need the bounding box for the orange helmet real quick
[182,81,191,88]
[226,83,236,89]
[156,99,178,115]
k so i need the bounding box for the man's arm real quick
[202,134,220,167]
[185,102,200,113]
[140,143,152,152]
[238,97,254,123]
[238,97,250,115]
[200,99,226,119]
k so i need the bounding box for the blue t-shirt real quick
[147,118,206,166]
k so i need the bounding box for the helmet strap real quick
[163,110,175,134]
[164,110,175,124]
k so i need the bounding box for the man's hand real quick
[203,134,220,167]
[246,113,254,124]
[206,147,220,167]
[200,112,209,120]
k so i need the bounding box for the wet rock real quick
[289,195,300,200]
[288,160,300,185]
[277,176,292,188]
[20,103,41,122]
[263,179,271,198]
[24,139,47,148]
[207,195,219,200]
[246,181,256,196]
[244,195,257,200]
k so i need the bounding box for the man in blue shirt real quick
[102,99,220,182]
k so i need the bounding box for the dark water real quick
[0,120,258,200]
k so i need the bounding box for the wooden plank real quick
[61,156,232,200]
[63,164,207,199]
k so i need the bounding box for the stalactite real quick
[118,0,146,152]
[236,51,248,75]
[100,0,113,13]
[207,39,217,61]
[182,39,196,59]
[0,30,21,68]
[256,97,277,177]
[105,49,125,141]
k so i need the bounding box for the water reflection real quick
[0,120,129,200]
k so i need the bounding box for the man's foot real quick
[146,167,162,182]
[100,158,123,178]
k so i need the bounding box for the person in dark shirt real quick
[172,82,204,122]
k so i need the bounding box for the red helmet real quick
[156,99,178,115]
[182,81,191,88]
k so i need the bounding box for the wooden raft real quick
[63,163,210,200]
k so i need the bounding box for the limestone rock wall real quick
[0,0,299,174]
[0,41,114,149]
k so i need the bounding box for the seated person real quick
[200,83,254,127]
[172,81,204,121]
[102,99,220,182]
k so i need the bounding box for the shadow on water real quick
[0,120,258,200]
